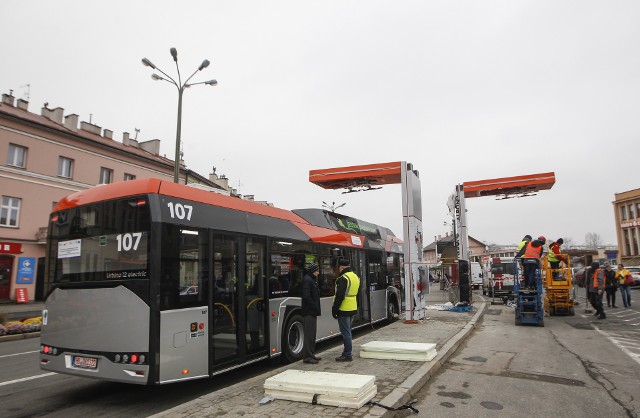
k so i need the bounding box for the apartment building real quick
[613,188,640,267]
[0,91,222,302]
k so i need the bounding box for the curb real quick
[364,298,487,417]
[0,331,41,343]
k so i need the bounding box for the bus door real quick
[367,251,388,322]
[210,235,268,370]
[353,250,370,326]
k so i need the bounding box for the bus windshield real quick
[47,196,151,283]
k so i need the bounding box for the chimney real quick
[42,106,64,124]
[80,121,102,135]
[103,129,113,139]
[16,98,29,110]
[212,175,230,191]
[122,132,139,148]
[64,114,79,130]
[2,93,15,106]
[244,195,255,201]
[139,139,160,155]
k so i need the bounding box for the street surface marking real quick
[0,372,57,387]
[594,326,640,366]
[0,350,39,359]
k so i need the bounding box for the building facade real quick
[422,233,487,264]
[0,92,225,302]
[613,188,640,267]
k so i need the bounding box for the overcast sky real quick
[3,1,639,247]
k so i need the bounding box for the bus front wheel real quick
[281,313,304,363]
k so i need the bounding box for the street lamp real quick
[142,48,217,183]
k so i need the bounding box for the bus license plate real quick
[73,356,97,369]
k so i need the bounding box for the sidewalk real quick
[0,300,44,343]
[151,289,486,418]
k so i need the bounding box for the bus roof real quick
[53,178,401,249]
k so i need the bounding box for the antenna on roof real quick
[134,128,140,140]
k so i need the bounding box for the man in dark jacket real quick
[332,259,361,362]
[301,263,321,364]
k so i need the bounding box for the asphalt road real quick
[0,325,360,418]
[403,288,640,418]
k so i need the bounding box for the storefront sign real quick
[0,242,22,254]
[16,257,36,284]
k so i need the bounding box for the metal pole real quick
[174,87,184,183]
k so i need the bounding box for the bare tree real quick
[585,232,603,247]
[563,237,574,248]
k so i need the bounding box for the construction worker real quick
[587,261,606,319]
[516,235,532,255]
[522,236,546,289]
[332,259,360,362]
[515,235,532,285]
[548,238,567,280]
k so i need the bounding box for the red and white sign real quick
[0,242,22,254]
[15,288,29,303]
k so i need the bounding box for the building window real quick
[58,157,74,178]
[637,203,640,219]
[633,229,639,256]
[124,173,136,181]
[7,144,27,168]
[621,205,627,221]
[623,229,631,256]
[99,167,113,184]
[629,204,636,220]
[0,196,21,227]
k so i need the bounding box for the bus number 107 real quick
[116,233,142,252]
[167,202,193,221]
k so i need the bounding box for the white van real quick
[482,257,517,298]
[470,262,483,289]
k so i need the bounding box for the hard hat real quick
[538,236,546,242]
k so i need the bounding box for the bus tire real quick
[387,297,398,323]
[281,313,304,363]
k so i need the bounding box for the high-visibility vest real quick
[548,242,560,262]
[523,242,542,259]
[592,268,602,288]
[335,271,360,311]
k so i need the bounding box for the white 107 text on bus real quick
[167,202,193,221]
[116,233,142,252]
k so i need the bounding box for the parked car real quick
[627,267,640,287]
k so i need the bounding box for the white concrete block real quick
[265,385,377,409]
[360,349,437,362]
[360,340,436,354]
[264,369,375,398]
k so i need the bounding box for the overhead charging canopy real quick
[310,161,428,322]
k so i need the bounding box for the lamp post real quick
[142,48,217,183]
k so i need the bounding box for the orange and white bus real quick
[39,179,403,384]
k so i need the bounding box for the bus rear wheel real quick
[281,313,304,363]
[387,298,398,323]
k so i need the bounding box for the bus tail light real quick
[41,345,58,355]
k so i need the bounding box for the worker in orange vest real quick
[522,236,546,289]
[587,261,606,319]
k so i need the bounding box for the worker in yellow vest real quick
[332,259,360,362]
